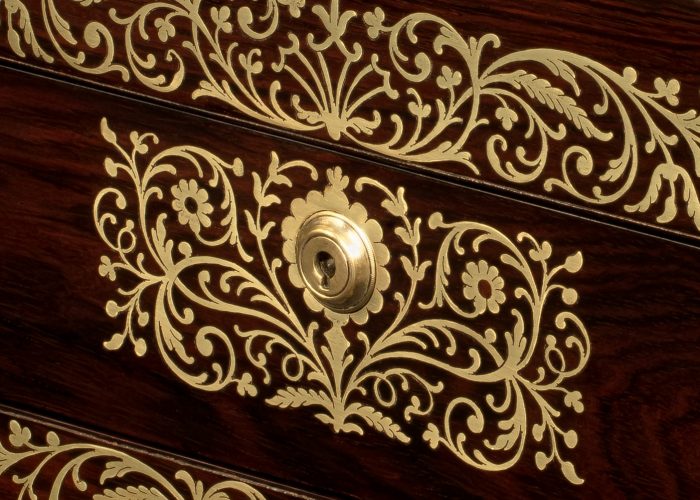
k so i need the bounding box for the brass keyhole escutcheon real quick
[296,211,376,313]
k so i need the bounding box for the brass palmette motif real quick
[0,418,266,499]
[94,119,591,484]
[4,0,700,233]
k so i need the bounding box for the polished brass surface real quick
[296,211,376,314]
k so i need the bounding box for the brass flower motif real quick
[171,179,213,234]
[461,260,506,315]
[154,17,175,42]
[281,167,390,324]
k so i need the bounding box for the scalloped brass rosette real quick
[281,169,390,324]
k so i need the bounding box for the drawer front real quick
[2,0,700,241]
[0,407,315,499]
[1,66,700,497]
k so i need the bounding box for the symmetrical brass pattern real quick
[94,119,590,484]
[0,418,265,499]
[4,0,700,233]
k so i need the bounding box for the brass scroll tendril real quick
[95,118,590,484]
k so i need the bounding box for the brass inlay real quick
[4,0,700,233]
[0,418,266,499]
[94,119,591,484]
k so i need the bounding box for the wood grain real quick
[1,0,699,241]
[0,66,699,498]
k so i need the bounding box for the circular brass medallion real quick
[296,211,376,313]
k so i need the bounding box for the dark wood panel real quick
[0,406,321,499]
[1,0,700,242]
[0,67,699,497]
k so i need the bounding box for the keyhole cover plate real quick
[296,211,376,313]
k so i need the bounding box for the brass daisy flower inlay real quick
[461,259,506,315]
[171,178,214,234]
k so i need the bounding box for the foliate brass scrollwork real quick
[4,0,700,233]
[0,418,266,499]
[94,118,591,484]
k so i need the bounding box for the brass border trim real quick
[4,0,700,233]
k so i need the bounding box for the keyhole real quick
[315,251,336,290]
